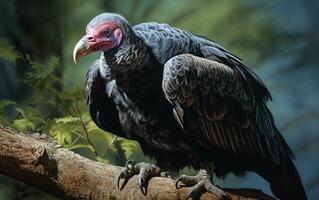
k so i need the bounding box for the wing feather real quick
[162,54,293,164]
[85,59,126,138]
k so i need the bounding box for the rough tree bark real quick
[0,125,275,200]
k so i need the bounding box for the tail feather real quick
[259,159,307,200]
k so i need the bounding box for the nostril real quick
[86,36,94,41]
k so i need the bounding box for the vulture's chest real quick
[105,60,185,151]
[110,77,180,151]
[116,92,180,151]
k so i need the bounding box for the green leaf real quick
[96,156,110,164]
[119,138,141,160]
[14,107,45,127]
[55,116,80,124]
[13,119,35,132]
[15,107,42,119]
[49,120,77,146]
[69,144,95,151]
[86,121,115,147]
[0,39,20,63]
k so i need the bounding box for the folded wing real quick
[162,54,293,164]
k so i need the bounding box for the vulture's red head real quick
[73,13,129,63]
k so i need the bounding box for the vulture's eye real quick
[104,28,112,37]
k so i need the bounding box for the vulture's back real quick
[133,22,271,102]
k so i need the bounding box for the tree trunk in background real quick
[0,0,65,101]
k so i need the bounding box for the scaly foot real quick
[116,160,161,195]
[175,169,231,200]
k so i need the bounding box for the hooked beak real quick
[73,36,91,64]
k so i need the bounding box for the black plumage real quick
[77,13,307,200]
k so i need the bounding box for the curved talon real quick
[116,166,134,191]
[220,192,231,200]
[175,175,186,189]
[185,184,205,200]
[185,189,194,200]
[185,190,198,200]
[120,176,130,191]
[116,160,161,195]
[185,193,192,200]
[175,174,197,189]
[138,177,148,195]
[116,172,123,190]
[175,170,231,200]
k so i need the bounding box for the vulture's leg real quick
[175,164,231,200]
[116,160,162,195]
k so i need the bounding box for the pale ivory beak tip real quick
[73,48,78,64]
[73,38,89,64]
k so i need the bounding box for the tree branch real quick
[0,125,274,200]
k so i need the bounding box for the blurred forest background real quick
[0,0,318,199]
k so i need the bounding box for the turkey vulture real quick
[73,13,307,200]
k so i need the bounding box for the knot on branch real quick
[37,147,58,178]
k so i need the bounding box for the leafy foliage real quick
[0,41,145,165]
[0,100,15,126]
[0,40,148,200]
[0,39,21,64]
[120,138,143,160]
[1,0,319,199]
